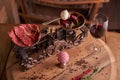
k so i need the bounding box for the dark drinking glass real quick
[88,13,108,53]
[90,24,105,38]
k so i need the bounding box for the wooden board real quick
[0,24,14,79]
[33,0,110,5]
[106,32,120,80]
[6,30,116,80]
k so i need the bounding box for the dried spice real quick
[72,68,98,80]
[72,68,92,80]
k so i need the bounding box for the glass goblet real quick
[88,13,108,53]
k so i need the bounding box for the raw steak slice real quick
[14,26,33,47]
[8,29,25,47]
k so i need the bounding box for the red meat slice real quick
[8,24,40,47]
[20,24,40,43]
[31,24,40,42]
[14,26,33,46]
[19,25,35,42]
[27,24,40,33]
[8,29,25,47]
[21,24,34,34]
[14,26,25,40]
[22,36,34,46]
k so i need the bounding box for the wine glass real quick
[88,13,108,53]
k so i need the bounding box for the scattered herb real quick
[82,76,91,80]
[72,68,92,80]
[76,19,79,26]
[82,68,98,80]
[70,22,75,28]
[72,68,98,80]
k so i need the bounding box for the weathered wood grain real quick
[35,0,109,5]
[106,32,120,80]
[6,28,116,80]
[0,25,119,80]
[0,24,14,79]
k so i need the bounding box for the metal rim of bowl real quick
[59,11,86,30]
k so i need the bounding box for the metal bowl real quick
[59,11,86,30]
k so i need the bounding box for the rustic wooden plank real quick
[0,24,14,79]
[0,24,118,80]
[6,26,116,80]
[36,0,110,5]
[0,0,4,10]
[26,0,92,9]
[0,6,8,23]
[2,0,20,23]
[106,32,120,80]
[117,0,120,30]
[0,0,19,23]
[90,3,101,20]
[19,13,48,22]
[10,0,20,23]
[19,0,110,24]
[19,0,29,23]
[19,0,27,14]
[1,70,7,80]
[98,39,116,80]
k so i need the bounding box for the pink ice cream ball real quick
[58,51,69,63]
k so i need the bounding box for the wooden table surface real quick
[0,24,119,80]
[0,25,116,80]
[106,32,120,80]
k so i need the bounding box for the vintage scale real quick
[13,11,88,71]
